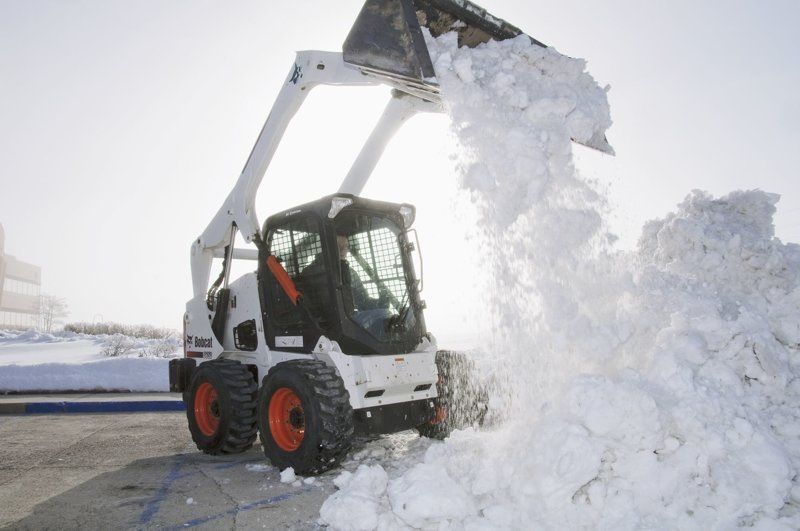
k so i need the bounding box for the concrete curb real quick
[0,400,185,415]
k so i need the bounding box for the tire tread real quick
[189,359,258,455]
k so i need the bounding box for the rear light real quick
[399,204,415,227]
[328,196,353,218]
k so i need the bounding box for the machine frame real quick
[179,50,444,420]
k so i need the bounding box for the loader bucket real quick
[343,0,614,154]
[344,0,543,86]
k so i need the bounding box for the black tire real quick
[257,359,354,475]
[186,359,258,455]
[417,350,488,440]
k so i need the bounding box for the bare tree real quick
[38,294,69,333]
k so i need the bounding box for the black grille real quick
[348,226,409,310]
[269,220,322,278]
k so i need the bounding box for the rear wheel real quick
[186,359,258,454]
[417,350,488,440]
[258,359,354,475]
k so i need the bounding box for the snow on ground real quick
[319,31,800,530]
[0,330,180,392]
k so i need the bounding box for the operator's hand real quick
[378,291,391,307]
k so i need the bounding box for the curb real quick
[0,400,186,415]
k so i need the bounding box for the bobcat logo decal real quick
[290,63,303,85]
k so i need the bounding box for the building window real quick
[0,310,37,328]
[2,278,41,297]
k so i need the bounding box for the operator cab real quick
[258,194,426,356]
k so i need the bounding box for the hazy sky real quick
[1,1,798,341]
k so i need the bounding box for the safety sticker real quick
[276,336,303,348]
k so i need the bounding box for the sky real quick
[1,0,798,342]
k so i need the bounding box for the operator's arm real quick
[345,263,379,310]
[339,259,376,311]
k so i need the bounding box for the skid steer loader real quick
[169,0,613,475]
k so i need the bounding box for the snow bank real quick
[320,31,800,530]
[0,330,82,344]
[0,330,180,391]
[0,329,181,356]
[0,357,172,392]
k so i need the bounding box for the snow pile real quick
[319,31,800,530]
[0,330,181,391]
[0,357,173,392]
[0,329,181,360]
[0,329,82,344]
[321,465,390,530]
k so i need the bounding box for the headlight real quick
[399,205,416,228]
[328,196,353,218]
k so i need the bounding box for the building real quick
[0,223,41,329]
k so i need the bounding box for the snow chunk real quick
[279,467,296,483]
[245,463,271,473]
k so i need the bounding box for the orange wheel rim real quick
[430,405,447,425]
[269,387,305,451]
[194,382,220,436]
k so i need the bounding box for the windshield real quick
[334,212,421,342]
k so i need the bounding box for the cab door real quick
[261,214,334,353]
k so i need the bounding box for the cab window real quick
[267,217,330,329]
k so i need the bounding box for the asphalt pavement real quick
[0,411,338,529]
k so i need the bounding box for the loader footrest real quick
[353,398,435,436]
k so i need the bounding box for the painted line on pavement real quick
[138,456,187,528]
[164,488,313,530]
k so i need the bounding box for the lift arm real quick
[339,91,441,196]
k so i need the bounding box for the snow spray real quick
[320,31,800,530]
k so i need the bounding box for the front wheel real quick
[257,359,354,475]
[417,350,488,439]
[186,359,258,454]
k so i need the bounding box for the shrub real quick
[138,338,180,358]
[101,334,134,357]
[64,321,177,340]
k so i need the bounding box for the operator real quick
[299,233,390,338]
[335,234,380,313]
[336,234,396,339]
[298,234,377,316]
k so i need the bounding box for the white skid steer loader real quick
[169,0,613,475]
